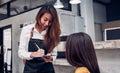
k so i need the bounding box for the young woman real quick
[65,32,100,73]
[18,5,61,73]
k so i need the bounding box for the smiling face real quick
[40,12,52,30]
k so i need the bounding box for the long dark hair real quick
[36,5,61,52]
[65,32,100,73]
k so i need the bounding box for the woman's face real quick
[40,12,52,30]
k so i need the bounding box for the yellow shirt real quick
[75,67,90,73]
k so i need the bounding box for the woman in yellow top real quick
[65,32,100,73]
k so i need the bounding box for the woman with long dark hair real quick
[66,32,100,73]
[18,5,61,73]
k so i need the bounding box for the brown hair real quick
[36,5,61,52]
[66,32,100,73]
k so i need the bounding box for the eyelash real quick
[44,19,51,23]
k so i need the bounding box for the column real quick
[80,0,95,41]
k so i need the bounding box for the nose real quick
[44,21,49,26]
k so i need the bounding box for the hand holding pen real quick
[30,43,45,58]
[34,43,54,58]
[33,43,55,62]
[34,43,54,62]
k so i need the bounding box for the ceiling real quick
[0,0,119,20]
[0,0,59,20]
[94,0,111,3]
[0,0,55,14]
[0,0,111,13]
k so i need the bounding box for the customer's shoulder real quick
[75,67,90,73]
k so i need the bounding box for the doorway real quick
[0,25,12,73]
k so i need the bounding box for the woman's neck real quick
[35,24,43,33]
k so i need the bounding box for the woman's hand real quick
[23,59,26,64]
[30,49,45,58]
[42,53,53,62]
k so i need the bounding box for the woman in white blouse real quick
[18,5,61,73]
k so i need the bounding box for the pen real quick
[34,43,41,50]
